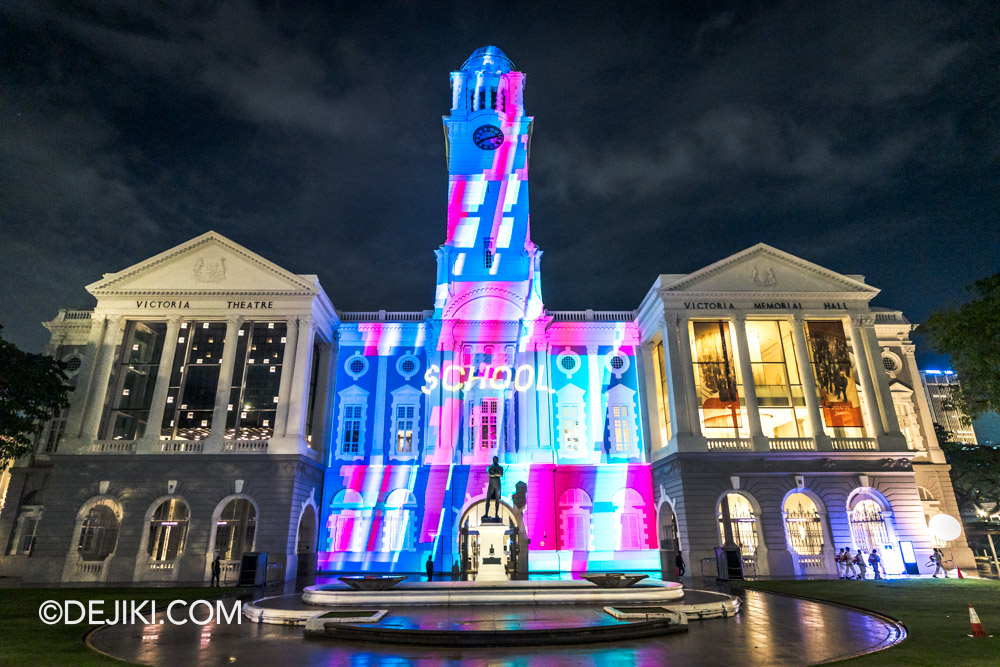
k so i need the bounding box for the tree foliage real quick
[0,326,71,469]
[920,273,1000,422]
[940,439,1000,517]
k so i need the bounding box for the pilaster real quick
[145,316,182,442]
[273,316,299,436]
[285,315,316,439]
[65,315,109,438]
[80,315,123,441]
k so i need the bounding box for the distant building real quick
[920,370,979,445]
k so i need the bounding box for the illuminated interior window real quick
[101,321,167,441]
[342,405,363,454]
[804,321,868,438]
[395,405,415,454]
[783,493,823,556]
[147,499,189,562]
[691,320,747,438]
[744,320,807,438]
[561,404,582,451]
[214,499,256,562]
[610,404,632,452]
[848,498,889,553]
[224,321,287,441]
[652,341,672,447]
[717,493,758,557]
[478,398,498,450]
[160,321,227,440]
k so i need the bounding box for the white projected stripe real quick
[502,178,521,212]
[497,217,514,248]
[453,217,479,247]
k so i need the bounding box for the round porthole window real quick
[345,353,370,380]
[556,348,581,378]
[604,351,631,379]
[65,357,82,372]
[881,352,901,374]
[396,353,420,380]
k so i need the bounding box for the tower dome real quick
[461,46,514,74]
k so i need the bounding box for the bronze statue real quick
[486,456,503,519]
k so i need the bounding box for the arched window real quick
[77,504,120,561]
[558,489,592,551]
[382,489,417,552]
[147,499,189,562]
[613,488,647,550]
[329,489,365,552]
[717,493,758,557]
[215,499,256,561]
[849,499,889,553]
[783,493,823,555]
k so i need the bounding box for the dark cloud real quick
[1,1,998,371]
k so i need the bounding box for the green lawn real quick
[742,578,1000,666]
[0,587,220,666]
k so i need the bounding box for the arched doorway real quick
[296,505,317,577]
[458,499,520,581]
[658,502,680,579]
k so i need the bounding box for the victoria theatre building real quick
[0,47,973,583]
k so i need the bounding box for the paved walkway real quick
[89,585,902,665]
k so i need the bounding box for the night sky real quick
[3,2,998,370]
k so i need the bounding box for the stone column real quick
[285,315,315,440]
[639,341,664,454]
[80,315,123,441]
[732,315,766,451]
[209,315,244,448]
[586,343,603,453]
[791,315,831,450]
[860,318,902,434]
[65,315,110,438]
[145,317,182,442]
[272,317,299,436]
[903,342,946,463]
[848,315,883,438]
[672,313,704,448]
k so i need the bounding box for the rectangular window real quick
[343,405,362,454]
[690,320,745,437]
[396,405,415,453]
[611,404,632,452]
[304,340,321,447]
[804,321,866,437]
[652,342,672,447]
[483,237,494,269]
[479,398,498,450]
[101,321,167,440]
[745,320,808,438]
[224,321,288,440]
[161,321,227,440]
[566,514,588,550]
[42,408,69,453]
[621,513,641,550]
[562,404,581,451]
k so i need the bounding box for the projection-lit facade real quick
[0,46,974,583]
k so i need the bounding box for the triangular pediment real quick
[87,232,316,296]
[659,244,879,300]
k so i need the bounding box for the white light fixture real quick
[929,513,962,541]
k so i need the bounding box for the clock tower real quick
[435,46,543,321]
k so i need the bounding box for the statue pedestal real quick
[477,524,508,581]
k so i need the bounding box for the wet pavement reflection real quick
[90,587,900,666]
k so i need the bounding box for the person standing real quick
[675,552,686,578]
[868,549,883,579]
[425,555,434,582]
[835,548,846,579]
[854,550,867,580]
[211,554,221,587]
[452,560,460,581]
[844,549,857,579]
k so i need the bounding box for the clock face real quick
[473,125,505,150]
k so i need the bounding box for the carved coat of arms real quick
[751,265,777,286]
[193,257,226,283]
